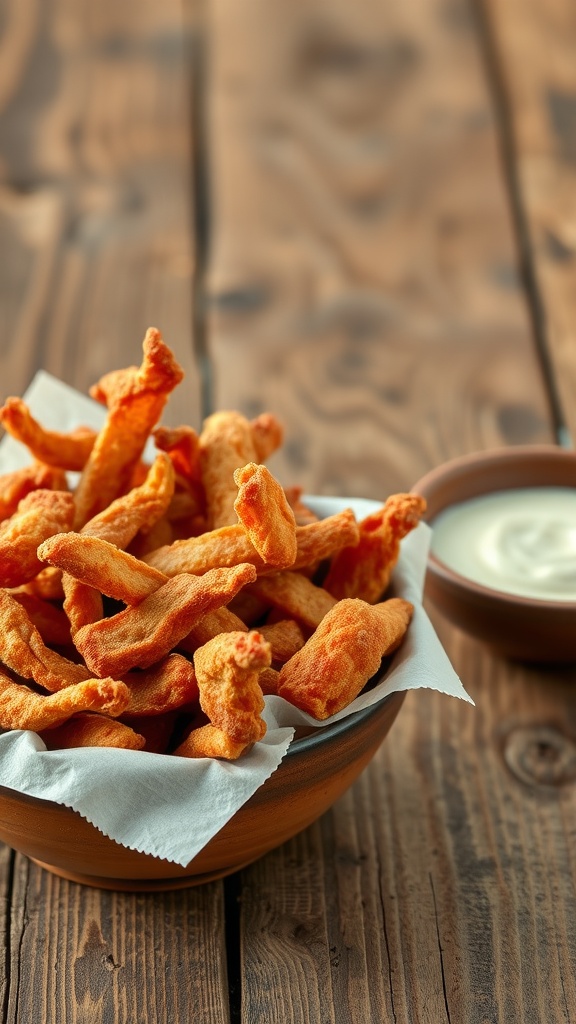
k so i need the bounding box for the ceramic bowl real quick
[413,445,576,663]
[0,691,404,890]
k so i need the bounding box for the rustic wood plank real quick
[0,0,230,1021]
[205,0,553,499]
[0,0,200,426]
[479,0,576,444]
[205,0,576,1020]
[3,857,230,1024]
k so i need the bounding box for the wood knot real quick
[504,725,576,788]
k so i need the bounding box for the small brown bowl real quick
[413,445,576,663]
[0,691,405,891]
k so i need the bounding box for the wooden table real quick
[0,0,575,1019]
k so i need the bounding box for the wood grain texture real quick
[205,0,554,499]
[3,857,230,1024]
[0,0,200,425]
[480,0,576,444]
[205,0,576,1021]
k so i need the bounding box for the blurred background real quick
[0,0,573,495]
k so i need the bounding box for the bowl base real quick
[29,856,253,891]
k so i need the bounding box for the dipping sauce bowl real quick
[412,445,576,663]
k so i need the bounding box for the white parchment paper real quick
[0,372,472,866]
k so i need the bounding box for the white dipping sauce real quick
[431,487,576,601]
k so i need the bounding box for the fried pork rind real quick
[0,489,74,587]
[233,463,297,569]
[178,607,247,654]
[0,589,91,692]
[60,452,176,637]
[143,509,358,580]
[0,397,97,470]
[0,669,130,731]
[247,571,338,630]
[0,462,68,523]
[174,630,271,760]
[323,493,427,603]
[122,654,199,716]
[198,411,283,531]
[40,713,145,750]
[72,328,184,528]
[10,593,72,648]
[74,563,258,677]
[277,597,413,719]
[39,534,167,604]
[258,619,307,664]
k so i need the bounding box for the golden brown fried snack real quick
[277,597,413,719]
[174,630,271,759]
[174,724,250,761]
[258,619,307,664]
[39,534,167,604]
[233,463,297,569]
[250,413,283,462]
[122,654,199,716]
[247,572,337,630]
[199,411,260,530]
[142,524,259,575]
[10,593,72,648]
[61,453,175,636]
[153,424,202,485]
[323,494,426,603]
[0,463,68,523]
[283,486,319,526]
[80,452,175,547]
[74,563,258,677]
[0,397,97,470]
[291,509,359,573]
[0,589,91,692]
[258,667,280,695]
[40,713,145,750]
[178,607,247,654]
[21,566,65,601]
[0,490,74,588]
[120,712,178,753]
[73,328,184,527]
[0,670,130,731]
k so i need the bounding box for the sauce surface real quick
[431,487,576,601]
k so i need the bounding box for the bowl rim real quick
[412,443,576,613]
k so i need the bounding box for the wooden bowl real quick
[0,691,405,890]
[413,445,576,663]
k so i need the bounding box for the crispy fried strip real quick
[250,413,283,462]
[199,411,260,530]
[40,713,145,750]
[73,329,184,528]
[173,723,250,761]
[258,619,307,664]
[122,654,199,716]
[142,524,259,575]
[0,463,68,523]
[323,493,426,603]
[10,593,72,647]
[277,597,413,719]
[247,572,337,630]
[291,510,359,572]
[0,397,97,470]
[0,670,130,731]
[81,452,175,547]
[142,510,359,580]
[74,563,258,677]
[21,566,65,601]
[0,589,91,692]
[233,463,297,568]
[258,667,280,696]
[178,607,247,654]
[61,453,175,635]
[153,424,202,484]
[39,534,167,604]
[177,630,271,756]
[0,490,74,587]
[283,486,319,526]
